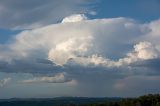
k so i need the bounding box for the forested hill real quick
[0,94,159,106]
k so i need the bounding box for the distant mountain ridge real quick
[0,97,122,106]
[0,94,159,106]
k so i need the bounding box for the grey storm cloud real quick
[0,58,63,74]
[0,0,94,29]
[131,58,160,75]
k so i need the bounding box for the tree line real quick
[76,94,160,106]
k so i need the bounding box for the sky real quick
[0,0,160,99]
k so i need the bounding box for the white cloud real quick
[63,41,159,68]
[143,19,160,51]
[0,15,160,70]
[48,36,93,65]
[61,14,87,23]
[133,41,159,59]
[0,78,11,87]
[22,73,72,83]
[115,41,159,66]
[149,19,160,36]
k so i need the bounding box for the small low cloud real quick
[0,77,11,87]
[22,73,72,83]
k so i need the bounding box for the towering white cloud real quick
[0,15,160,68]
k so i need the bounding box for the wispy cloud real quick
[0,0,95,29]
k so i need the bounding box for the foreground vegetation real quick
[79,94,160,106]
[0,94,159,106]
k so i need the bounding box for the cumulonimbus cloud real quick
[0,14,160,97]
[0,14,160,68]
